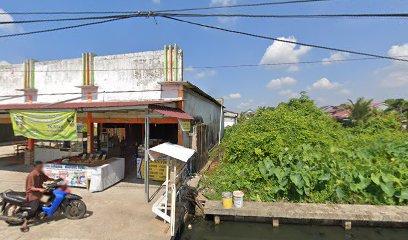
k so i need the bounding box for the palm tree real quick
[384,98,408,130]
[384,98,408,115]
[347,97,373,123]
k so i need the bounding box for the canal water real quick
[179,220,408,240]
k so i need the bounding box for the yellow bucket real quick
[222,192,233,209]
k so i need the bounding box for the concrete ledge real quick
[204,200,408,227]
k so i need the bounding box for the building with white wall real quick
[0,46,223,166]
[224,110,238,128]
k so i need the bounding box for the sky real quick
[1,0,408,112]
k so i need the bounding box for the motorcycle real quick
[0,178,87,225]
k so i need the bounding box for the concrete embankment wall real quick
[204,200,408,227]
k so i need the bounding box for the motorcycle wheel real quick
[3,204,24,225]
[65,200,87,220]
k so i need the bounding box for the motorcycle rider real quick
[21,161,52,232]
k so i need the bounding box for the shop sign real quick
[10,110,78,141]
[43,164,91,188]
[178,119,191,132]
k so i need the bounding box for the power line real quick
[0,55,407,73]
[0,13,142,25]
[3,12,408,26]
[161,12,408,19]
[156,0,328,13]
[0,11,139,15]
[162,16,408,62]
[1,0,328,15]
[1,55,408,77]
[0,15,137,39]
[0,58,382,73]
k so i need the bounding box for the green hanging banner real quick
[10,110,78,141]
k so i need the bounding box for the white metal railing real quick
[151,159,190,237]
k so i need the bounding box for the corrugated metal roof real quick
[151,105,193,120]
[0,100,178,111]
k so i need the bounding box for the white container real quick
[233,191,244,208]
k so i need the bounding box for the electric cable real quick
[161,16,408,62]
[0,15,137,39]
[0,0,329,15]
[0,13,142,25]
[158,12,408,19]
[3,12,408,26]
[1,55,408,74]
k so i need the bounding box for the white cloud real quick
[380,69,408,87]
[316,97,327,105]
[322,52,349,65]
[237,99,254,109]
[260,36,311,71]
[279,89,299,98]
[0,9,22,33]
[210,0,238,6]
[387,43,408,60]
[338,88,352,95]
[378,43,408,88]
[216,16,238,24]
[195,70,216,79]
[308,77,351,96]
[185,66,216,80]
[185,66,195,72]
[310,78,340,90]
[228,93,241,99]
[210,0,239,24]
[0,60,10,65]
[266,77,297,90]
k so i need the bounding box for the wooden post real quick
[87,112,94,154]
[344,221,352,230]
[214,216,221,225]
[144,112,150,203]
[26,87,35,164]
[272,219,279,228]
[27,138,35,151]
[177,86,183,146]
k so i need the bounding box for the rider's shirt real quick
[25,169,50,201]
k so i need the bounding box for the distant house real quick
[224,110,239,128]
[321,103,386,121]
[321,105,350,121]
[241,109,255,119]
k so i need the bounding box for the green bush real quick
[202,98,408,205]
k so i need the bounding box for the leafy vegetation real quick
[202,96,408,205]
[347,97,373,123]
[384,98,408,128]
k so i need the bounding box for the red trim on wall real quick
[78,117,178,124]
[0,118,10,123]
[86,53,90,85]
[87,112,94,153]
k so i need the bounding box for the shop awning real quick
[150,105,193,120]
[148,142,196,162]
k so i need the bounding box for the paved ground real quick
[0,145,170,240]
[205,200,408,226]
